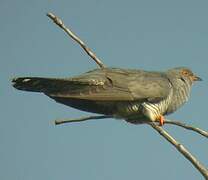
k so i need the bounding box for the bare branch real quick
[47,12,106,69]
[55,116,208,139]
[54,113,208,178]
[165,119,208,138]
[148,122,208,179]
[55,115,112,125]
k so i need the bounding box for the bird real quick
[12,67,201,126]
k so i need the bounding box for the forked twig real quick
[54,117,208,179]
[55,115,208,139]
[47,12,106,69]
[148,122,208,179]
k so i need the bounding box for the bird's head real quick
[167,67,202,84]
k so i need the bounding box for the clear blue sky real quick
[1,0,208,179]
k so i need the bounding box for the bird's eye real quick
[181,70,189,76]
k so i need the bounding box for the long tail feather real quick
[12,77,59,93]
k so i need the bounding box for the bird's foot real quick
[157,115,164,126]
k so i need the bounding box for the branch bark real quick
[47,12,208,179]
[47,12,106,69]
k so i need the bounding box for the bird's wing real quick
[127,72,172,103]
[48,68,172,103]
[47,69,134,101]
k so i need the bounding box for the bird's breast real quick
[166,80,191,114]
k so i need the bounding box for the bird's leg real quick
[156,115,165,126]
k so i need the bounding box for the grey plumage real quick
[12,67,201,125]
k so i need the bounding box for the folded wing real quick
[12,68,172,103]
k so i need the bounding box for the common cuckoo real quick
[12,67,201,125]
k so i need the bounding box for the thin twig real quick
[148,122,208,179]
[47,12,106,69]
[165,119,208,138]
[55,115,112,125]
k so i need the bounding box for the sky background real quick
[1,0,208,179]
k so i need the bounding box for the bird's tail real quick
[12,77,70,93]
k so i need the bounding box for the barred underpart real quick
[142,88,173,121]
[166,78,191,114]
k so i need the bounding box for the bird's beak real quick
[192,75,202,81]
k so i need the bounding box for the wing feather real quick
[48,68,172,103]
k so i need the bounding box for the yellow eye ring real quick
[181,70,189,76]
